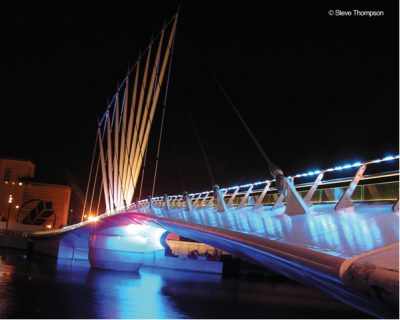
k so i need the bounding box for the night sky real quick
[2,1,398,220]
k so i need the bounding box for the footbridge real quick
[10,12,399,318]
[25,155,399,318]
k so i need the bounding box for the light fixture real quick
[383,156,394,161]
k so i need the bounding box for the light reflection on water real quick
[0,248,374,319]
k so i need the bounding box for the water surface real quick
[0,248,374,319]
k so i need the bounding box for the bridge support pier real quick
[89,234,146,272]
[88,225,166,272]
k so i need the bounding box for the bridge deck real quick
[138,203,398,260]
[28,201,398,318]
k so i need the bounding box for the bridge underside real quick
[31,202,398,318]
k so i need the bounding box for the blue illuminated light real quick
[68,153,398,220]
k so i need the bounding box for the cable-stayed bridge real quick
[11,10,399,319]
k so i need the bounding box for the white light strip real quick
[218,155,399,194]
[293,155,398,178]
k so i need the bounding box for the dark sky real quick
[2,1,398,219]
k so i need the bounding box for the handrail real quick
[166,170,400,202]
[157,156,399,201]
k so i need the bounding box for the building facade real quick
[0,157,71,228]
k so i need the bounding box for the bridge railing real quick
[158,155,399,209]
[28,155,399,236]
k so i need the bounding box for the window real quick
[4,168,11,180]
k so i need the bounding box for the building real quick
[0,157,71,228]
